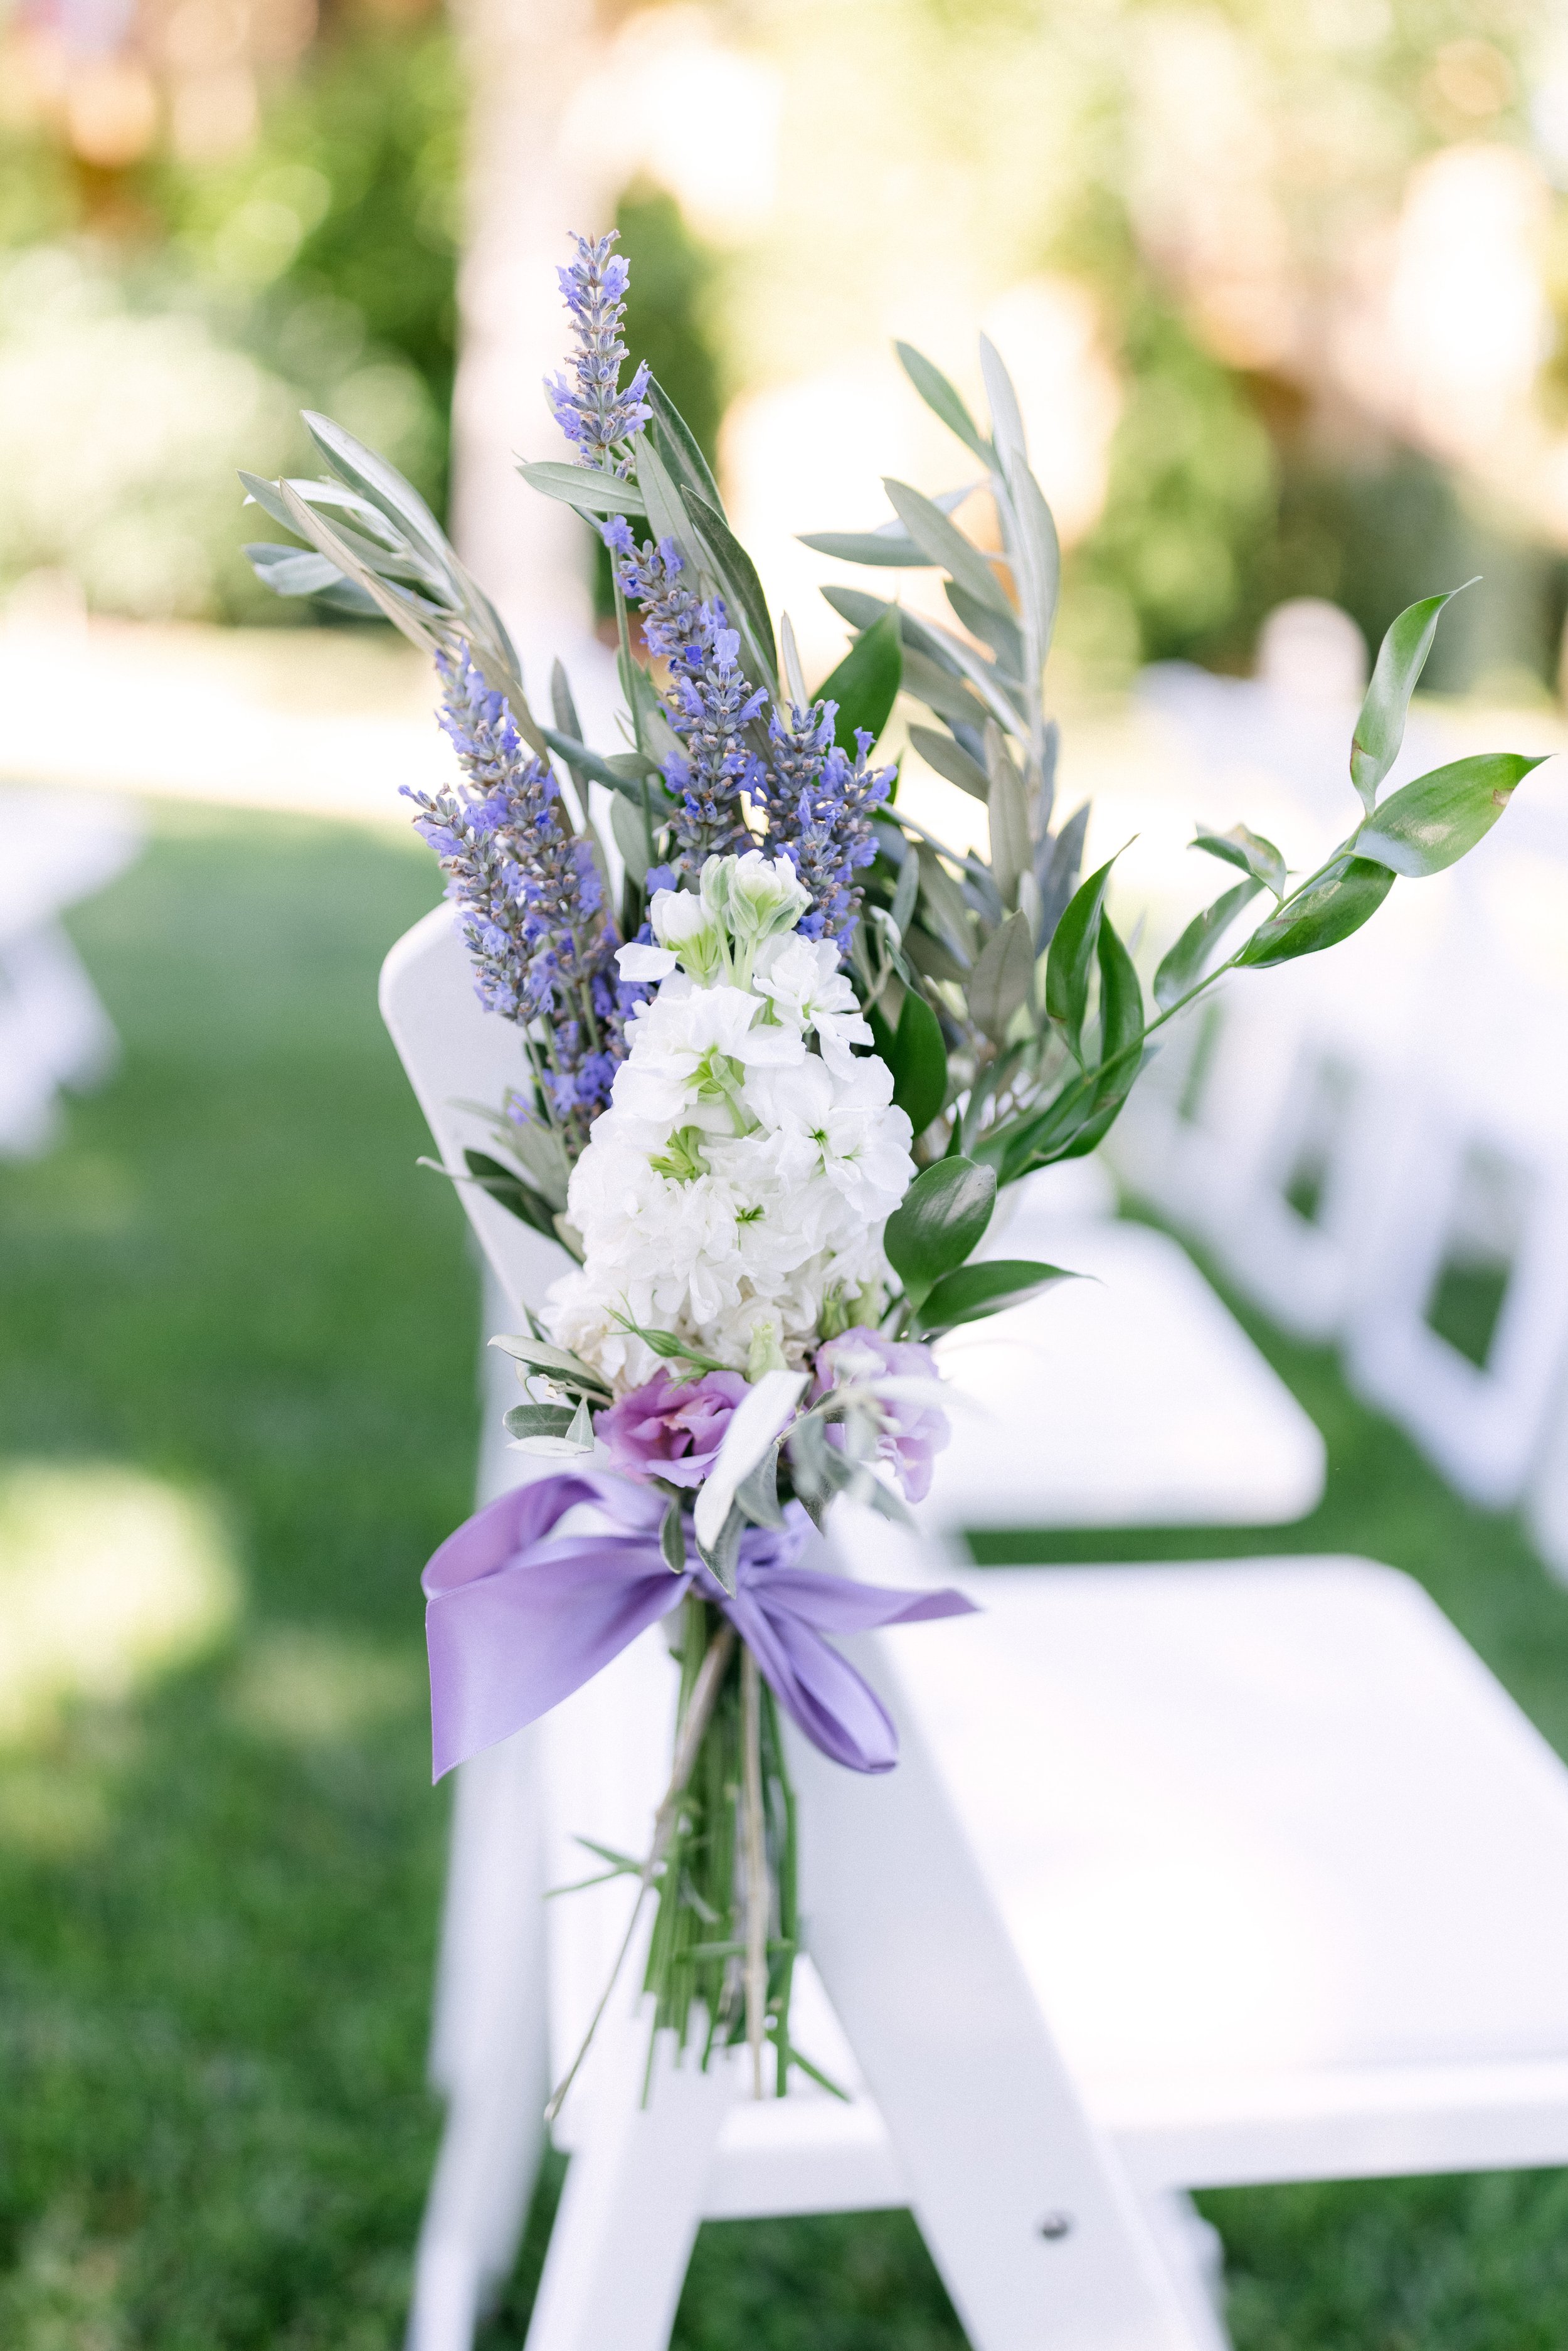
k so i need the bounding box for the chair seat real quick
[543,1552,1568,2215]
[931,1221,1325,1527]
[885,1555,1568,2188]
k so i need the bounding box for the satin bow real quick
[421,1469,976,1781]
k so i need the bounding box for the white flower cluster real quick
[544,853,916,1389]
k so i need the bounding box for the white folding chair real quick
[0,790,140,1155]
[1104,882,1445,1347]
[385,903,1568,2351]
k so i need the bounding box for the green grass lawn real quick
[5,804,1568,2347]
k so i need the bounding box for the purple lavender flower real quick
[760,704,894,950]
[599,1367,750,1488]
[545,231,652,475]
[602,526,765,871]
[813,1328,950,1503]
[403,648,632,1139]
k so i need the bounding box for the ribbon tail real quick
[725,1589,905,1775]
[422,1472,689,1779]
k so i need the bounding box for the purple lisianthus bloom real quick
[600,1368,750,1489]
[813,1327,951,1504]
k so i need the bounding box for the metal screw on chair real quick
[1037,2210,1073,2241]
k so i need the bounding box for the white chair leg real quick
[1139,2193,1232,2351]
[524,2025,738,2351]
[788,1620,1209,2351]
[407,1726,553,2351]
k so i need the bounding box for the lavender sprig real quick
[603,521,765,873]
[545,231,652,476]
[758,702,894,948]
[403,651,635,1137]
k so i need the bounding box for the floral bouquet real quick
[244,231,1540,2110]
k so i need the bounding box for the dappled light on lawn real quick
[0,1459,239,1744]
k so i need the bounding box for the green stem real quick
[741,1649,768,2098]
[543,1618,735,2125]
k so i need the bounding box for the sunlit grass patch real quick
[230,1628,425,1749]
[0,1460,240,1743]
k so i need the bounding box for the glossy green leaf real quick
[1350,583,1473,814]
[914,1256,1074,1336]
[909,723,990,800]
[1095,912,1143,1073]
[1034,802,1089,948]
[985,723,1031,909]
[816,608,903,750]
[885,987,948,1134]
[1236,856,1394,968]
[883,1156,997,1303]
[883,478,1013,619]
[820,586,1005,726]
[659,1495,686,1574]
[968,910,1035,1044]
[1045,853,1117,1063]
[519,460,649,516]
[1152,878,1263,1011]
[1193,822,1287,898]
[1355,751,1546,876]
[896,340,993,462]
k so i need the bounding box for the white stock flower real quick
[701,850,810,973]
[617,939,677,983]
[752,933,874,1076]
[612,982,803,1132]
[649,888,728,985]
[541,859,916,1390]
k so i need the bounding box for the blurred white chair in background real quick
[0,789,140,1155]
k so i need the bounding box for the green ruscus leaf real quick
[884,987,948,1137]
[1192,822,1286,899]
[1350,582,1475,814]
[816,607,903,752]
[1355,751,1547,877]
[1152,878,1263,1011]
[1236,856,1394,969]
[1045,853,1118,1063]
[883,1157,997,1307]
[913,1256,1075,1337]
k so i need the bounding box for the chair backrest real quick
[379,901,571,1317]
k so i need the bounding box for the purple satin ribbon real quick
[421,1469,977,1782]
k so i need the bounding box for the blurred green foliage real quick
[159,23,464,509]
